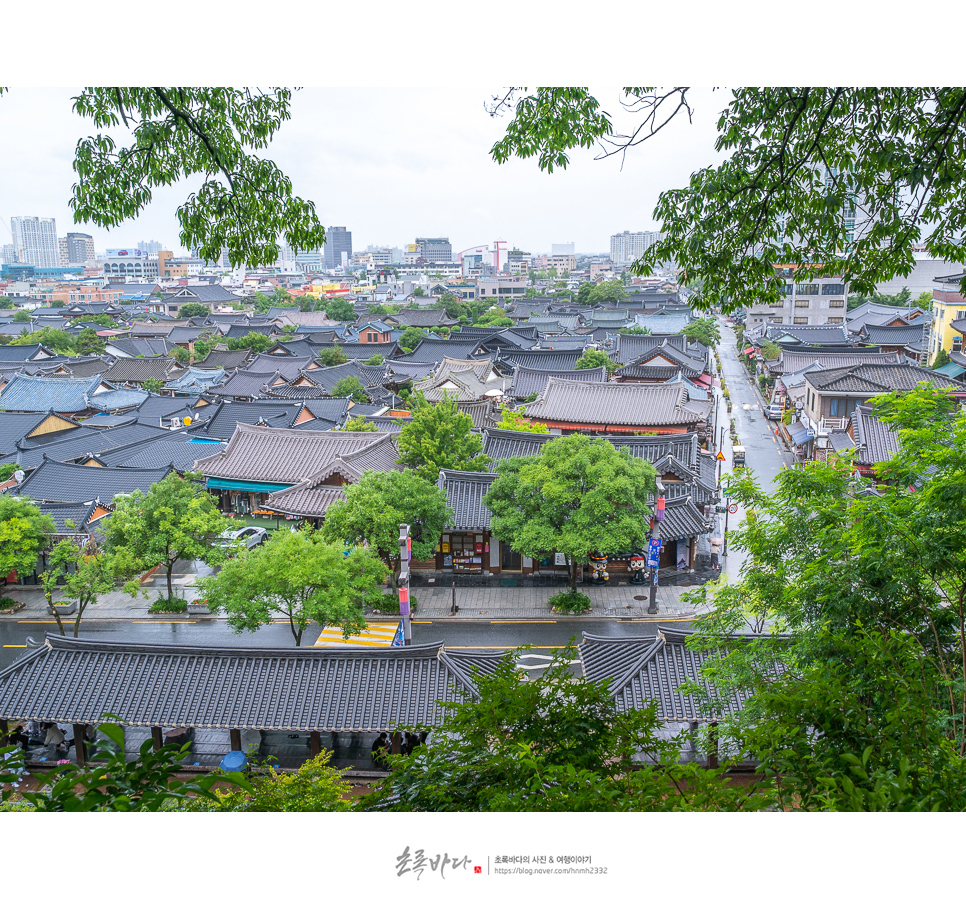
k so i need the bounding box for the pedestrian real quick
[44,722,65,751]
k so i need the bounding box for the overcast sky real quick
[0,7,943,261]
[0,86,729,257]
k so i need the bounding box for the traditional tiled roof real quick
[659,494,714,541]
[631,313,692,335]
[525,379,711,428]
[101,357,184,384]
[98,431,223,472]
[0,373,103,413]
[400,339,480,364]
[495,347,584,372]
[260,482,345,518]
[769,349,900,376]
[161,284,243,305]
[194,424,397,485]
[437,469,495,530]
[510,364,608,398]
[386,309,457,327]
[384,359,436,382]
[857,323,930,349]
[614,333,689,365]
[245,353,317,376]
[753,324,849,346]
[14,458,175,503]
[202,400,305,441]
[578,630,775,722]
[849,403,901,466]
[193,348,252,370]
[0,635,487,732]
[162,368,228,394]
[803,362,956,394]
[206,368,278,399]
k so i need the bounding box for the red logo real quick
[474,866,482,874]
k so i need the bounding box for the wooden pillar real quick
[73,723,88,768]
[151,726,163,752]
[229,728,242,751]
[708,720,719,770]
[391,731,402,755]
[309,731,321,758]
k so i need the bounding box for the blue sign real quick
[647,537,662,568]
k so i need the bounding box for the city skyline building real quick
[414,237,452,263]
[11,216,60,269]
[609,230,662,265]
[325,226,353,270]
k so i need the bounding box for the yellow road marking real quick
[3,644,26,648]
[17,619,199,624]
[618,617,698,623]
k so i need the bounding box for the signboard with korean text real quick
[647,538,662,568]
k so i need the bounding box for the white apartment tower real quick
[11,217,60,269]
[610,230,662,265]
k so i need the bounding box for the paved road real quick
[0,616,676,671]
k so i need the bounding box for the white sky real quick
[0,4,943,261]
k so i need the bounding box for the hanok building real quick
[193,424,398,516]
[523,379,712,437]
[0,630,764,771]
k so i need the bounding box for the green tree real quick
[575,279,625,305]
[1,727,249,812]
[574,349,617,374]
[15,326,79,355]
[681,387,966,765]
[495,407,549,433]
[38,535,117,637]
[141,377,164,394]
[435,291,461,319]
[362,353,384,366]
[231,332,272,353]
[315,345,348,367]
[12,308,31,322]
[760,339,780,361]
[199,528,387,646]
[914,290,933,310]
[342,416,378,432]
[60,88,325,266]
[931,349,949,369]
[683,317,721,347]
[177,303,211,319]
[170,345,191,365]
[187,751,353,812]
[0,296,15,309]
[74,328,106,355]
[398,326,426,352]
[412,286,425,297]
[331,375,368,403]
[292,294,317,312]
[51,299,66,309]
[396,393,489,482]
[620,324,652,335]
[103,473,226,600]
[483,434,656,593]
[491,87,966,310]
[0,497,55,596]
[322,469,453,586]
[324,297,356,322]
[361,645,763,813]
[367,302,395,316]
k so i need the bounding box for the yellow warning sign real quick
[715,451,726,462]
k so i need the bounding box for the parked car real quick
[765,401,785,421]
[216,526,268,552]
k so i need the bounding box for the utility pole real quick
[647,477,665,615]
[398,523,412,645]
[723,501,730,558]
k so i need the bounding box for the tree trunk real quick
[46,589,66,636]
[569,556,579,593]
[72,598,89,639]
[166,559,175,600]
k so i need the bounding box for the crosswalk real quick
[314,621,402,648]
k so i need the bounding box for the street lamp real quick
[647,478,666,615]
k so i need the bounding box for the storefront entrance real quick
[500,542,522,572]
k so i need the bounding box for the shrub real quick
[149,596,188,613]
[548,590,591,614]
[369,593,418,614]
[0,596,16,610]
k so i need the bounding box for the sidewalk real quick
[2,579,719,623]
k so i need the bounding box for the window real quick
[795,300,810,308]
[793,316,809,324]
[822,284,845,295]
[827,317,844,323]
[780,284,794,296]
[797,284,819,295]
[829,300,845,308]
[829,398,861,417]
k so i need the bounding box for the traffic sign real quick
[715,451,726,462]
[729,503,738,514]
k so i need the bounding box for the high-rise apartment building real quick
[414,237,452,262]
[11,216,60,268]
[324,226,353,270]
[609,230,662,265]
[552,242,575,256]
[1,243,19,266]
[63,232,95,264]
[138,240,164,255]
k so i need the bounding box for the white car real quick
[216,526,268,552]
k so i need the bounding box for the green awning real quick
[205,477,293,493]
[932,361,966,378]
